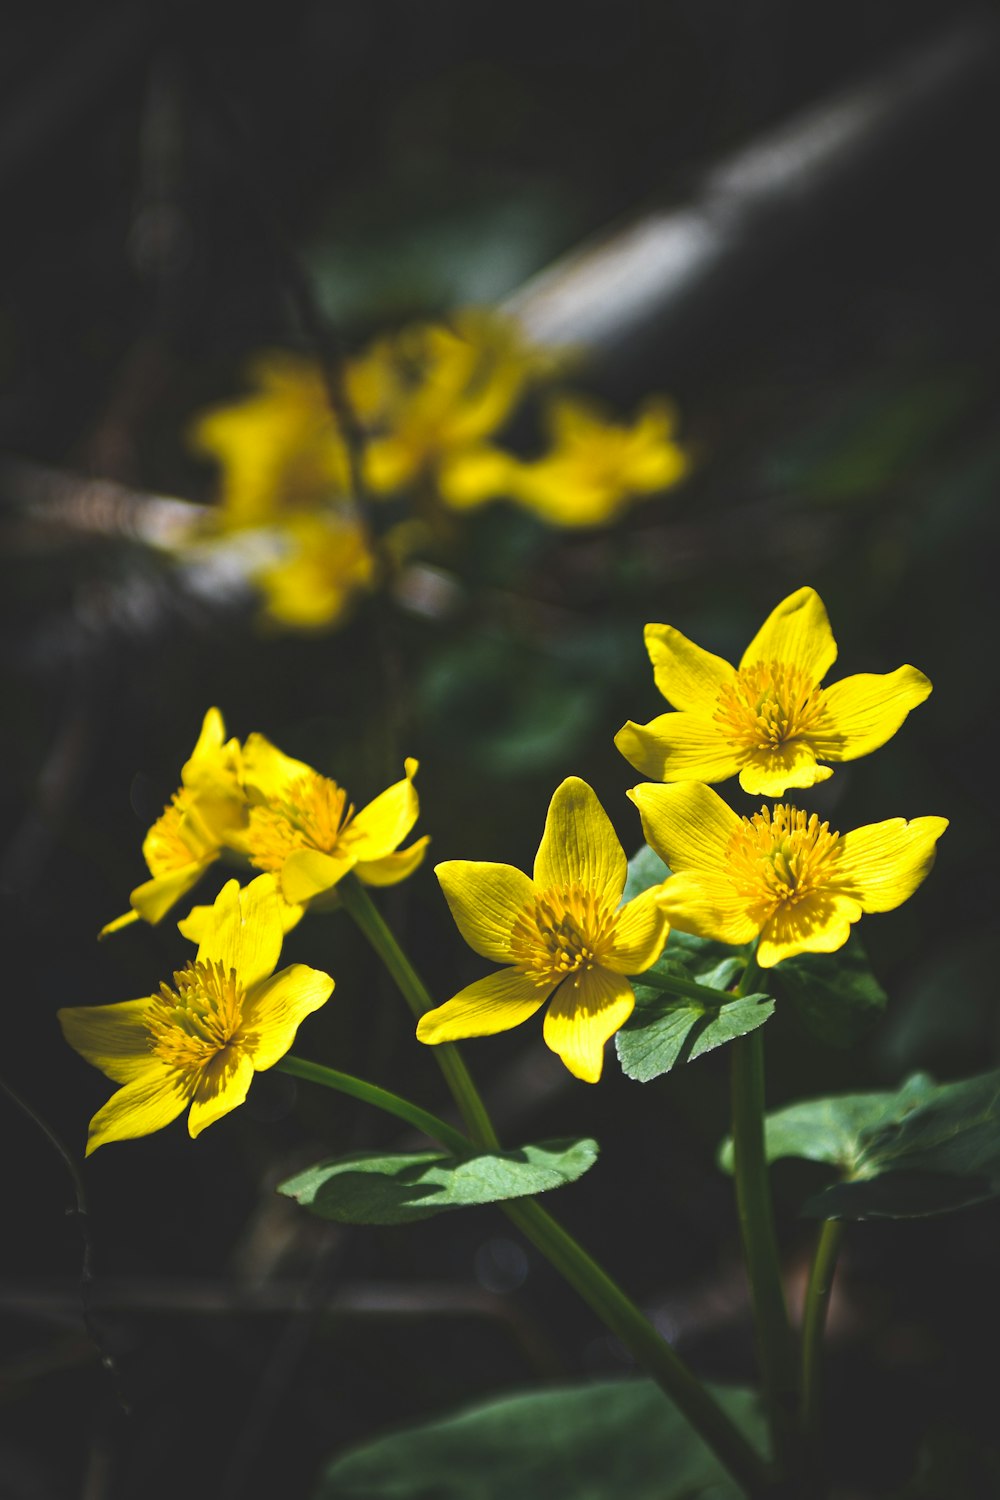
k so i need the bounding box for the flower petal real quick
[196,874,284,988]
[241,963,335,1070]
[85,1067,193,1154]
[279,848,356,904]
[833,816,948,914]
[436,860,535,962]
[416,967,552,1043]
[739,587,837,685]
[351,759,420,861]
[812,666,932,762]
[616,713,744,785]
[605,887,670,974]
[241,731,312,802]
[533,778,626,905]
[542,967,635,1083]
[188,1051,255,1138]
[655,871,761,948]
[628,781,741,875]
[756,892,862,967]
[738,743,834,797]
[178,892,304,945]
[354,836,430,887]
[59,998,161,1084]
[643,623,735,712]
[130,861,213,925]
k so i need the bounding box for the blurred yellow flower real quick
[242,735,429,906]
[630,781,947,968]
[616,587,932,797]
[251,510,377,632]
[417,777,669,1082]
[101,709,248,937]
[62,875,333,1152]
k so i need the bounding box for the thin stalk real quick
[642,969,765,1007]
[335,875,776,1498]
[800,1218,844,1455]
[730,953,798,1478]
[277,1055,470,1155]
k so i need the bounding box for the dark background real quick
[3,3,1000,1496]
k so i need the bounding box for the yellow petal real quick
[280,848,356,904]
[178,892,304,945]
[438,446,519,510]
[833,816,948,914]
[436,860,534,962]
[813,666,932,762]
[655,871,761,948]
[533,778,626,906]
[130,861,213,925]
[756,892,862,967]
[628,781,741,876]
[241,964,335,1070]
[616,713,744,785]
[416,967,552,1044]
[241,731,313,802]
[605,887,670,974]
[542,967,635,1083]
[99,909,141,939]
[196,874,283,988]
[643,623,736,712]
[354,835,430,887]
[738,743,834,797]
[739,587,837,685]
[188,1051,255,1138]
[59,998,161,1084]
[351,760,420,861]
[85,1067,192,1154]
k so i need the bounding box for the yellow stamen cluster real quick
[727,805,840,919]
[713,661,825,752]
[509,884,617,986]
[146,959,246,1070]
[247,770,358,872]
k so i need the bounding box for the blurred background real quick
[3,2,1000,1496]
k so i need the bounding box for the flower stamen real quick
[713,660,825,753]
[146,959,247,1070]
[727,804,840,923]
[247,770,359,873]
[510,884,617,986]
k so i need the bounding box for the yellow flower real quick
[359,310,543,497]
[630,781,947,968]
[616,587,932,797]
[190,354,353,529]
[61,875,334,1152]
[241,735,429,906]
[251,509,377,632]
[417,778,669,1082]
[488,395,689,527]
[101,709,248,937]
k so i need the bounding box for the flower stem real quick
[338,874,500,1150]
[283,1048,775,1498]
[800,1217,843,1470]
[731,954,798,1479]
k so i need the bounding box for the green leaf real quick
[623,843,670,902]
[770,938,887,1048]
[617,986,774,1082]
[719,1070,1000,1219]
[278,1138,598,1226]
[314,1378,766,1500]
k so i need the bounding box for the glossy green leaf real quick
[719,1070,1000,1219]
[315,1378,766,1500]
[279,1138,598,1226]
[770,938,887,1048]
[617,985,774,1082]
[623,843,670,902]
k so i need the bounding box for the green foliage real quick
[314,1379,766,1500]
[769,938,887,1048]
[719,1070,1000,1219]
[622,843,670,902]
[278,1138,598,1225]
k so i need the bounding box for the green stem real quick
[335,874,776,1498]
[277,1055,470,1155]
[338,874,499,1149]
[800,1218,843,1463]
[731,954,798,1479]
[286,1049,775,1497]
[643,970,761,1007]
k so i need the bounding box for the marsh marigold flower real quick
[242,734,429,907]
[616,587,931,797]
[101,708,248,937]
[251,510,377,633]
[417,777,669,1082]
[61,875,333,1152]
[630,781,947,968]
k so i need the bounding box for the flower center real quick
[509,884,616,986]
[247,770,360,874]
[727,805,841,919]
[713,660,824,752]
[144,790,211,875]
[147,959,246,1071]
